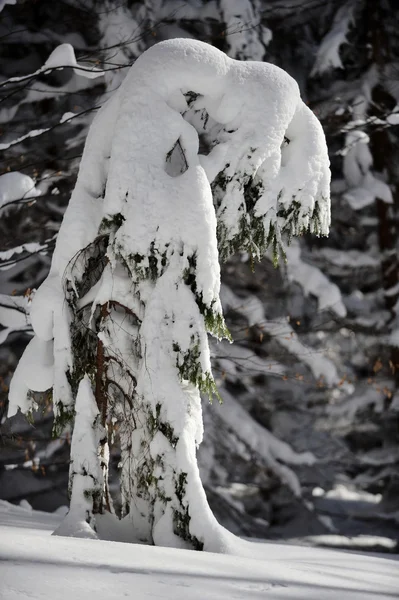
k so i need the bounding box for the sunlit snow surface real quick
[0,501,398,600]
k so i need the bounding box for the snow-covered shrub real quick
[8,39,330,550]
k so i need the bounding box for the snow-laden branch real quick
[310,1,355,77]
[343,94,393,210]
[0,108,98,151]
[0,43,104,88]
[0,172,41,209]
[0,0,15,13]
[219,0,271,61]
[0,236,56,270]
[220,284,339,386]
[285,241,347,318]
[0,293,32,344]
[209,389,315,497]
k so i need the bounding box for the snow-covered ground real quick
[0,501,398,599]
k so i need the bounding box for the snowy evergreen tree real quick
[7,38,330,548]
[311,0,399,356]
[305,0,399,513]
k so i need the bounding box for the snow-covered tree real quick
[310,0,399,378]
[7,38,330,549]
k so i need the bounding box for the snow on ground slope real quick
[0,501,398,599]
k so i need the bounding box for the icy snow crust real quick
[8,39,330,550]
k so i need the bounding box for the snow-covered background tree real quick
[1,0,399,553]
